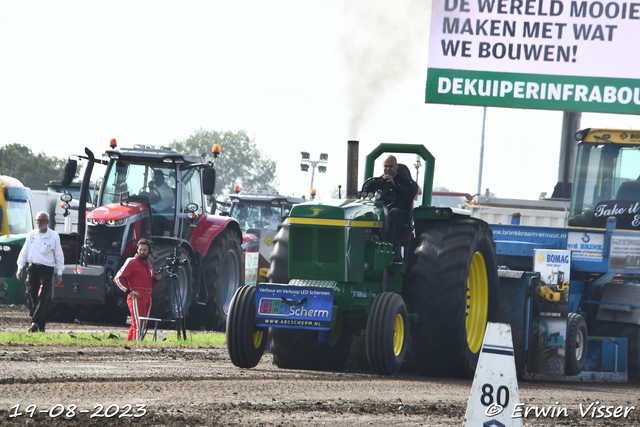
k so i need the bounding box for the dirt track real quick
[1,302,639,426]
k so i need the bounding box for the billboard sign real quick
[425,0,640,113]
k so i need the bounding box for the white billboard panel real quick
[426,0,640,113]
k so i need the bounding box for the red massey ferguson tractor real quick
[54,141,243,331]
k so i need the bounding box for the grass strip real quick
[0,330,227,347]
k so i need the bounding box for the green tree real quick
[0,143,66,190]
[170,129,278,197]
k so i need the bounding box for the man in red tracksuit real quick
[114,239,162,341]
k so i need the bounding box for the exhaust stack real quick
[346,140,359,199]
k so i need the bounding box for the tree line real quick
[0,129,278,197]
[0,144,66,190]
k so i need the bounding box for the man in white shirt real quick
[16,211,65,332]
[148,170,173,212]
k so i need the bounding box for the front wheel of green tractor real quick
[408,216,499,378]
[365,292,409,376]
[226,285,267,368]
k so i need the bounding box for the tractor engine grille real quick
[85,224,125,256]
[291,227,340,263]
[288,224,366,282]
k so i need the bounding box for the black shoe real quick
[27,323,39,333]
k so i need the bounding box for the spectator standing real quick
[16,211,65,333]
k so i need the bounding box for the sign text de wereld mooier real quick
[440,0,636,63]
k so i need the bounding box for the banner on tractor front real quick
[609,232,640,273]
[425,0,640,114]
[530,249,571,375]
[255,283,334,330]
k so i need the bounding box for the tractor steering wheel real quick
[139,185,162,205]
[361,177,393,202]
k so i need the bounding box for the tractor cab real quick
[228,191,304,234]
[101,160,178,236]
[568,129,640,231]
[228,190,304,259]
[73,143,214,268]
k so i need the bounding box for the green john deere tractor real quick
[226,143,499,377]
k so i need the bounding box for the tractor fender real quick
[189,213,242,258]
[149,236,198,264]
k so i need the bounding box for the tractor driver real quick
[148,170,173,212]
[261,206,281,230]
[361,155,417,258]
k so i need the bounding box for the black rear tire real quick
[366,292,409,376]
[150,245,193,325]
[408,216,499,378]
[188,228,243,331]
[565,313,588,375]
[226,286,267,368]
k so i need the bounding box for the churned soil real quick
[1,302,639,426]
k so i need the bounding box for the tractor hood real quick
[287,199,388,283]
[87,202,149,224]
[289,199,384,226]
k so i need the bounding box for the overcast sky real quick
[3,1,640,202]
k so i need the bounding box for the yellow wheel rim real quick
[253,330,263,349]
[466,251,489,354]
[393,313,404,356]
